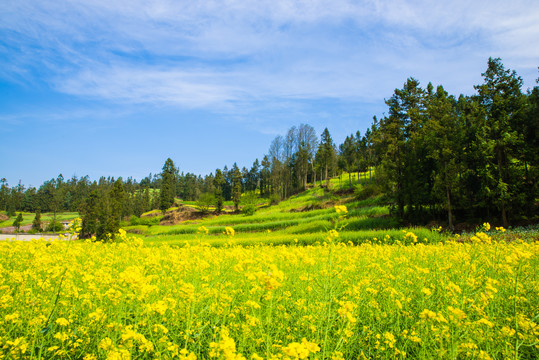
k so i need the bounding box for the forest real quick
[1,58,538,236]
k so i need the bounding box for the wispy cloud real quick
[1,0,538,110]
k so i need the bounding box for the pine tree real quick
[317,128,337,186]
[80,190,100,239]
[32,209,42,232]
[109,179,125,234]
[424,85,462,229]
[339,135,357,188]
[475,58,525,227]
[160,158,178,212]
[231,163,242,211]
[13,212,23,232]
[375,78,425,219]
[213,169,225,213]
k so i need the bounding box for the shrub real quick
[45,220,64,233]
[269,194,281,206]
[354,183,381,200]
[197,193,215,214]
[242,204,256,216]
[241,191,258,216]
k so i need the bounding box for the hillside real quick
[123,173,441,247]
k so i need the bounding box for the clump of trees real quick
[1,58,537,231]
[371,58,538,228]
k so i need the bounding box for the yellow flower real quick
[334,205,348,215]
[421,288,432,296]
[198,226,209,235]
[327,229,339,242]
[282,338,320,359]
[99,337,114,351]
[224,227,235,236]
[56,317,70,326]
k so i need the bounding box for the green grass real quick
[142,226,446,247]
[0,211,79,228]
[125,171,400,247]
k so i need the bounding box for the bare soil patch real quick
[0,224,32,234]
[159,205,208,225]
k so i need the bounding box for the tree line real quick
[1,57,537,237]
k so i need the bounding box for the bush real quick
[196,193,215,214]
[130,215,162,227]
[269,194,281,206]
[354,183,381,200]
[242,204,256,216]
[45,220,64,233]
[241,191,258,216]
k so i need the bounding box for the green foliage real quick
[241,191,258,216]
[129,215,162,226]
[31,209,42,231]
[354,183,381,201]
[269,193,280,206]
[196,193,215,214]
[241,204,256,216]
[213,169,225,213]
[12,212,23,232]
[45,220,64,233]
[160,158,178,212]
[231,163,242,211]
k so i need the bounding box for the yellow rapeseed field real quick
[0,229,537,359]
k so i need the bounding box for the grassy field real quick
[0,212,79,229]
[126,180,401,249]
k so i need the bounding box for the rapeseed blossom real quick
[334,205,348,215]
[0,233,536,359]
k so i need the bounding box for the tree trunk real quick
[324,163,328,185]
[447,186,454,231]
[497,147,510,228]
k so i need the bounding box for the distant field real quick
[0,211,79,229]
[126,181,400,247]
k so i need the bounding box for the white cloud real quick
[1,0,538,108]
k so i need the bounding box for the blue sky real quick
[1,0,538,187]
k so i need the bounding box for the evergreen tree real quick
[80,190,100,239]
[260,155,271,198]
[160,158,178,212]
[475,58,525,227]
[375,78,425,219]
[109,179,125,233]
[0,178,8,212]
[32,209,42,232]
[316,128,337,186]
[339,135,356,188]
[213,169,225,213]
[423,85,462,229]
[13,212,23,232]
[231,163,242,211]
